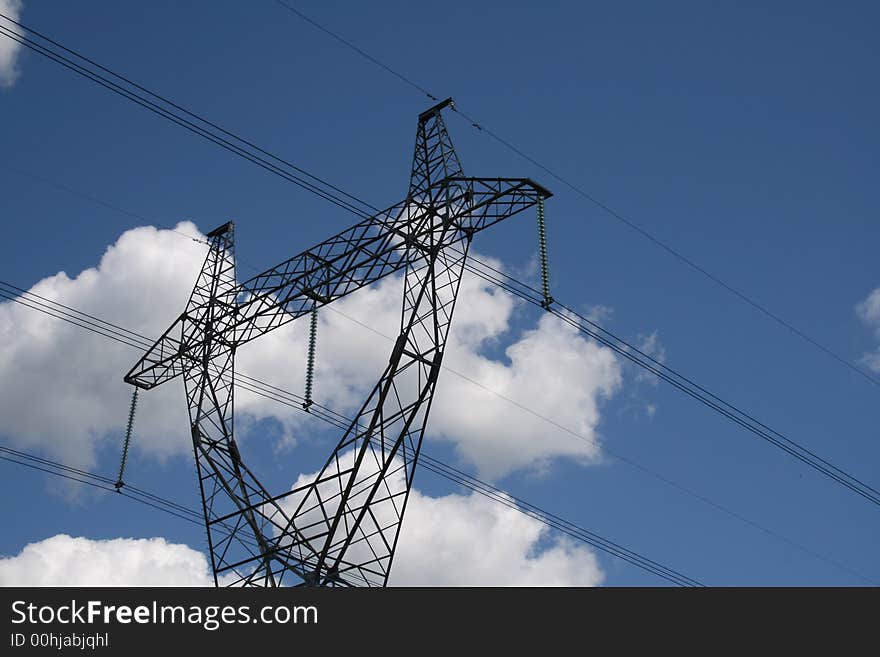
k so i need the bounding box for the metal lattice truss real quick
[124,98,551,586]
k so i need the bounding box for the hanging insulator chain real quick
[537,196,553,309]
[115,387,139,490]
[303,306,318,411]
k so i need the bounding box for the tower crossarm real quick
[124,177,549,391]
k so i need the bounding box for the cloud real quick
[239,264,623,479]
[0,534,216,586]
[1,449,604,587]
[429,311,621,479]
[856,287,880,372]
[0,480,604,587]
[274,450,604,586]
[0,223,205,469]
[0,222,622,481]
[392,487,603,586]
[0,1,24,89]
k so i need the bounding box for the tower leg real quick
[269,215,471,585]
[182,223,308,586]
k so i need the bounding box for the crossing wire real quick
[0,18,374,219]
[0,430,699,585]
[317,299,880,508]
[0,280,875,585]
[1,14,878,564]
[5,260,878,510]
[2,12,875,509]
[0,445,329,580]
[0,291,699,583]
[268,0,880,391]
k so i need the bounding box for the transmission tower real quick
[124,99,551,586]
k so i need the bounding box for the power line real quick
[0,445,317,578]
[0,292,700,585]
[1,164,209,246]
[0,447,204,527]
[0,16,539,296]
[0,423,699,585]
[4,13,875,508]
[0,12,585,306]
[0,13,376,216]
[0,15,375,219]
[6,146,880,552]
[1,11,876,573]
[8,261,876,513]
[230,380,704,586]
[268,2,880,391]
[541,303,880,507]
[0,12,706,588]
[271,0,438,102]
[318,290,880,509]
[0,280,874,584]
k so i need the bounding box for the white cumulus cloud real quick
[856,287,880,372]
[0,213,617,586]
[0,1,24,89]
[429,311,621,479]
[275,449,605,586]
[392,487,603,586]
[0,223,205,468]
[239,264,622,479]
[0,472,604,586]
[0,534,216,586]
[0,222,622,481]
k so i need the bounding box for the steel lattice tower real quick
[125,99,551,586]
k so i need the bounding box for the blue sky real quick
[0,1,878,586]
